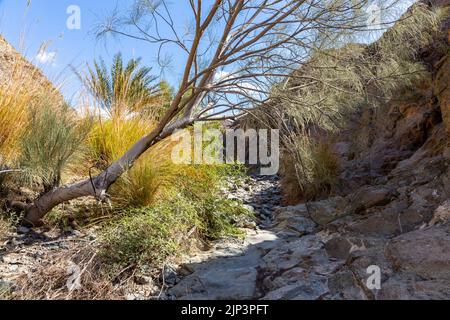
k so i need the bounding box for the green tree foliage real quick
[84,53,169,119]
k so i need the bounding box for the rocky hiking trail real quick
[166,174,354,300]
[166,166,450,300]
[165,174,285,300]
[1,165,450,300]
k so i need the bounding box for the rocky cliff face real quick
[258,1,450,299]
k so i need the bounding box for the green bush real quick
[195,196,251,239]
[99,188,251,272]
[20,102,91,192]
[95,117,250,273]
[99,196,199,272]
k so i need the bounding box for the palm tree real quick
[84,53,170,119]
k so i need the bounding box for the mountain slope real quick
[0,35,62,100]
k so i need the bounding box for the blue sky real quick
[0,0,193,101]
[0,0,415,103]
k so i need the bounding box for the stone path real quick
[167,171,450,300]
[166,174,340,300]
[1,169,448,300]
[166,174,286,300]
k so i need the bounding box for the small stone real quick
[17,226,30,235]
[162,265,178,285]
[134,275,153,286]
[125,293,145,301]
[243,221,257,229]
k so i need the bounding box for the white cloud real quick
[214,70,231,83]
[36,49,57,65]
[213,69,260,97]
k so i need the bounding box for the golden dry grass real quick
[88,117,156,167]
[0,53,63,166]
[0,217,11,241]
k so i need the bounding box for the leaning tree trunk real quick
[23,117,193,227]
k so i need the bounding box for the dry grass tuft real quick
[13,246,124,300]
[0,217,11,241]
[282,135,339,202]
[0,49,63,166]
[88,117,156,168]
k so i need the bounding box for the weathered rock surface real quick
[386,226,450,280]
[168,165,450,300]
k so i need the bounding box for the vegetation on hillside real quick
[242,3,448,202]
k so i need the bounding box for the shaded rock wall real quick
[436,56,450,139]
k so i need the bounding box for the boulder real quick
[429,200,450,226]
[327,270,368,300]
[347,199,426,237]
[349,186,396,214]
[261,273,328,300]
[378,277,450,300]
[170,267,258,300]
[386,225,450,280]
[324,237,353,261]
[273,215,316,236]
[308,197,349,225]
[261,235,325,272]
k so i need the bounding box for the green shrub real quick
[195,196,251,239]
[99,196,200,272]
[20,102,91,192]
[95,118,250,272]
[99,190,251,272]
